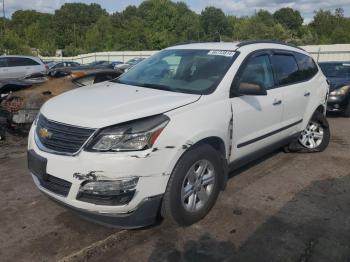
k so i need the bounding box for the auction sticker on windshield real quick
[208,50,235,57]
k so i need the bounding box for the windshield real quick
[319,63,350,78]
[114,49,236,94]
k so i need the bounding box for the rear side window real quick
[0,58,7,67]
[294,53,318,81]
[7,57,40,67]
[238,55,274,90]
[271,54,299,86]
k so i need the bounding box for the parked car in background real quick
[47,60,118,77]
[87,61,113,68]
[115,57,145,72]
[27,41,329,228]
[0,69,122,138]
[0,56,47,80]
[47,61,81,76]
[319,61,350,117]
[110,61,124,68]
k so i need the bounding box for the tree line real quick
[0,0,349,57]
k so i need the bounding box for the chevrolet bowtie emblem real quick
[39,128,52,139]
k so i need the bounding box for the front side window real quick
[271,54,299,86]
[319,63,350,78]
[115,49,237,94]
[237,55,274,90]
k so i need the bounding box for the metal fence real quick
[301,44,350,62]
[41,51,158,64]
[41,44,350,64]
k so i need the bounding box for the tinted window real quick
[69,62,80,67]
[238,55,274,90]
[294,53,318,81]
[0,58,7,68]
[319,63,350,78]
[271,54,299,85]
[53,63,63,68]
[7,57,40,67]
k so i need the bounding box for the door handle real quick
[304,92,310,97]
[273,100,282,106]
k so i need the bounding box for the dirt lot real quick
[1,116,350,262]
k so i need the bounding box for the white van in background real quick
[0,56,47,79]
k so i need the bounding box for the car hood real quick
[327,77,350,91]
[40,82,201,128]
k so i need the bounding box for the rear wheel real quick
[284,111,330,153]
[0,126,5,141]
[343,102,350,118]
[161,144,222,226]
[298,111,330,152]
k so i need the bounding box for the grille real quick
[36,174,72,197]
[36,114,95,154]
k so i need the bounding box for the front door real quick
[229,52,284,161]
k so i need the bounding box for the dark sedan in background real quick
[319,62,350,117]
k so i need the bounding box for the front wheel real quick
[161,144,223,226]
[298,111,330,152]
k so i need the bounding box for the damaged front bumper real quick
[27,123,182,228]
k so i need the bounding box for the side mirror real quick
[238,82,267,96]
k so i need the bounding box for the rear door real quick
[271,52,317,134]
[230,51,284,160]
[7,57,43,78]
[6,57,29,78]
[0,57,9,79]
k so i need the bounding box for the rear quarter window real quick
[0,58,7,67]
[271,54,299,86]
[294,53,318,81]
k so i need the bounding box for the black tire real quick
[299,111,330,152]
[0,127,5,141]
[285,111,330,153]
[343,102,350,118]
[161,143,223,226]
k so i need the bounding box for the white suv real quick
[27,41,330,228]
[0,55,47,79]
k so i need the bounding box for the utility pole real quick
[73,23,77,48]
[2,0,5,37]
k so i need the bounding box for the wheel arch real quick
[302,104,327,130]
[189,136,229,190]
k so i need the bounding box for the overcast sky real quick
[3,0,350,23]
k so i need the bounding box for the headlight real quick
[330,85,350,96]
[86,114,169,152]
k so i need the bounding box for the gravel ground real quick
[1,116,349,262]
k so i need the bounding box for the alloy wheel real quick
[299,121,324,149]
[181,160,216,212]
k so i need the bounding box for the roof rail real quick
[236,40,305,51]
